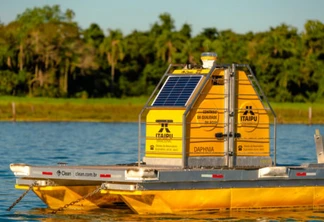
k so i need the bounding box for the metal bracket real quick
[315,129,324,163]
[215,132,241,139]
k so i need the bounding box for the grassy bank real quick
[271,102,324,124]
[0,96,323,123]
[0,96,147,122]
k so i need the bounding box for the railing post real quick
[229,64,237,168]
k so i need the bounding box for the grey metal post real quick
[273,117,277,166]
[182,114,187,168]
[224,68,230,167]
[228,64,236,168]
[138,114,142,167]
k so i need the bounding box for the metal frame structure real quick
[138,63,277,169]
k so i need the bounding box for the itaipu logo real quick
[155,119,173,139]
[240,106,258,121]
[239,103,259,132]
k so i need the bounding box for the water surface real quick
[1,122,324,221]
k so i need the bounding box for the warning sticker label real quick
[146,119,182,155]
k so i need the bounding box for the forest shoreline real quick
[0,97,323,124]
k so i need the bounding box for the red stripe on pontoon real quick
[212,174,224,178]
[100,174,111,178]
[296,172,306,176]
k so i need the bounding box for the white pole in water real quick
[309,107,312,125]
[12,102,16,122]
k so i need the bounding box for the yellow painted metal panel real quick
[121,193,174,214]
[15,184,29,190]
[116,186,324,214]
[145,109,185,158]
[172,69,210,74]
[18,185,324,213]
[231,187,314,208]
[314,187,324,206]
[186,69,225,156]
[31,185,122,210]
[118,189,231,214]
[236,71,270,156]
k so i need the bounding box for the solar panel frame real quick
[152,75,203,107]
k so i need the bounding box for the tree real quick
[16,5,82,96]
[0,24,15,69]
[247,24,302,102]
[1,10,324,101]
[100,29,124,84]
[118,30,153,96]
[151,13,179,63]
[301,20,324,101]
[83,23,105,49]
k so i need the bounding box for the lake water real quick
[1,122,324,221]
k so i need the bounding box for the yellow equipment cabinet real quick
[142,55,274,168]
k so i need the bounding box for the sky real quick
[1,0,324,36]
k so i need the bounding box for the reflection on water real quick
[1,122,324,221]
[6,208,324,221]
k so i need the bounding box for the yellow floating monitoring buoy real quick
[143,52,272,168]
[9,52,324,215]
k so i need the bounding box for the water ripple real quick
[1,122,324,221]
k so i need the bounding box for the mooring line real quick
[51,185,103,214]
[7,181,38,211]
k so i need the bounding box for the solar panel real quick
[152,76,202,106]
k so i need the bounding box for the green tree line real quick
[0,5,324,102]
